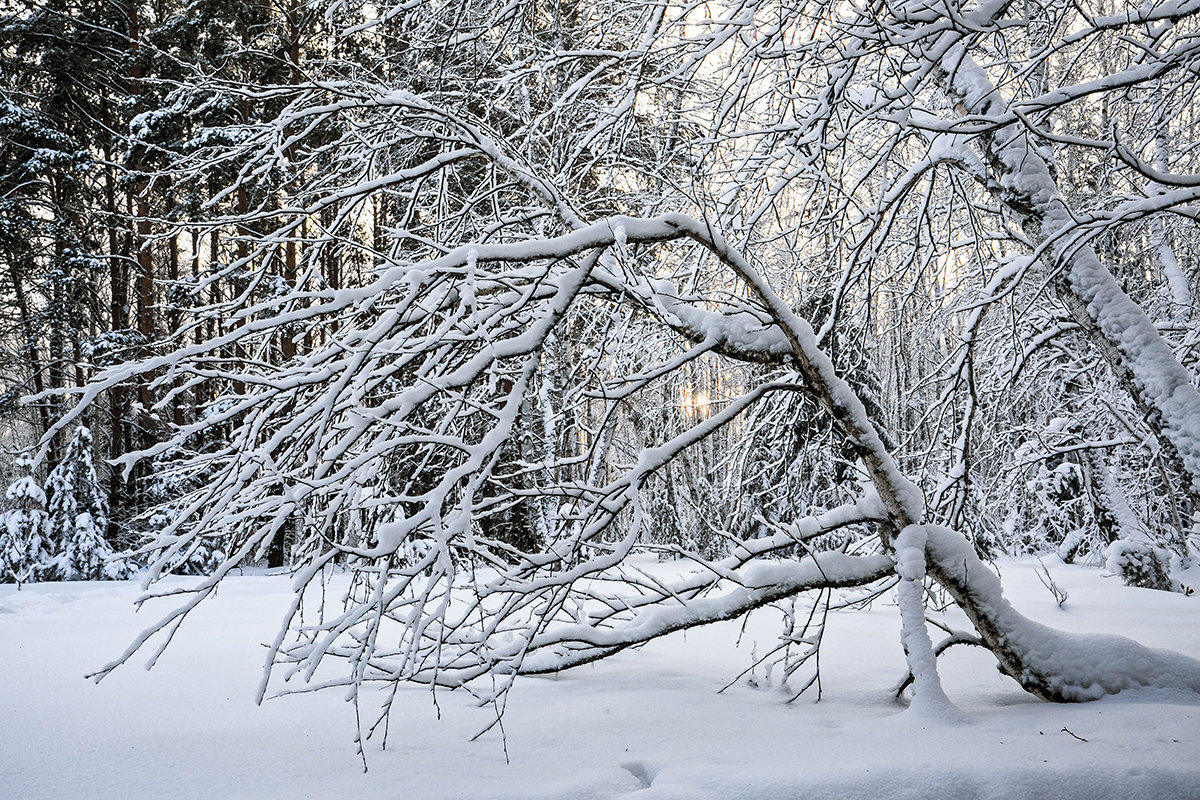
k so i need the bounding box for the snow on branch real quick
[68,207,901,712]
[936,42,1200,498]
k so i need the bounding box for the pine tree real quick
[141,449,226,576]
[0,454,49,585]
[44,426,129,580]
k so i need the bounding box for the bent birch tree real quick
[39,0,1200,724]
[59,212,1200,711]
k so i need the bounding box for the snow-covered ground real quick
[1,557,1197,800]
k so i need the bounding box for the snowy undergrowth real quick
[0,558,1197,800]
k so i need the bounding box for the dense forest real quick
[0,0,1198,711]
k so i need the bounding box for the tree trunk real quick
[936,44,1200,525]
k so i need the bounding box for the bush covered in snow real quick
[1106,540,1174,592]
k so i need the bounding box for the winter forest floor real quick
[1,557,1198,800]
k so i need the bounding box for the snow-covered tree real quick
[44,426,128,580]
[0,454,49,585]
[140,448,227,576]
[64,213,1199,712]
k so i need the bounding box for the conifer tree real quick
[0,454,49,585]
[44,426,128,580]
[141,449,226,576]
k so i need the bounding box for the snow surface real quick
[2,558,1198,800]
